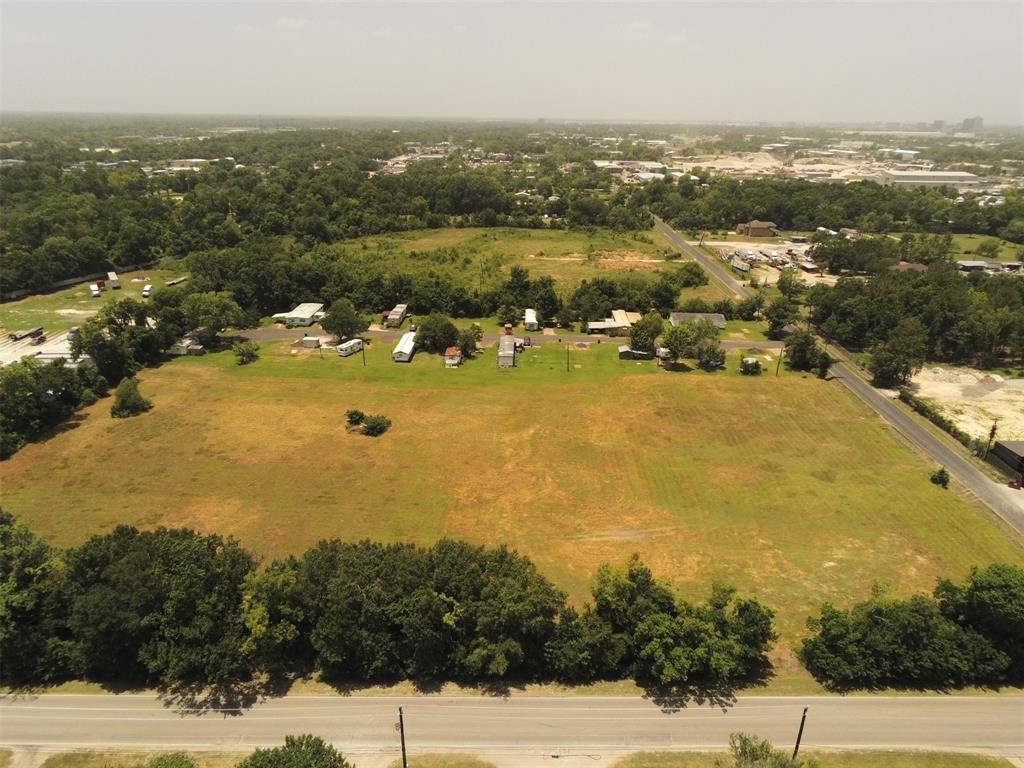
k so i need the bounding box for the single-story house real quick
[444,346,462,368]
[587,309,642,336]
[890,261,929,273]
[669,312,727,330]
[736,220,778,237]
[392,331,416,363]
[169,336,205,356]
[956,260,993,273]
[273,303,324,327]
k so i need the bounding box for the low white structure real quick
[523,308,540,331]
[142,283,153,298]
[89,283,101,298]
[392,331,416,362]
[497,334,517,368]
[274,303,324,327]
[879,170,979,190]
[385,303,409,328]
[107,272,121,289]
[337,338,363,357]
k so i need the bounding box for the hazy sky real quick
[2,1,1022,125]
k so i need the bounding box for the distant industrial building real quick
[879,171,979,190]
[961,116,984,133]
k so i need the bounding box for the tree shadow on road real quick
[157,673,293,717]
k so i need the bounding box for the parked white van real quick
[89,283,101,298]
[142,284,153,298]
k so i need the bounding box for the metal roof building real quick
[669,312,727,330]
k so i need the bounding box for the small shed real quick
[444,346,463,368]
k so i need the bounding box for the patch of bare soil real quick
[911,366,1024,440]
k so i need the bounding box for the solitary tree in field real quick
[110,377,152,418]
[320,298,367,340]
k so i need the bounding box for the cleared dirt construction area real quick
[911,366,1024,441]
[3,342,1022,675]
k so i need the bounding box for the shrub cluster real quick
[799,564,1024,690]
[0,514,775,691]
[898,388,987,454]
[344,410,391,437]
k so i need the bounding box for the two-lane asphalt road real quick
[830,360,1024,531]
[1,695,1022,755]
[653,216,751,300]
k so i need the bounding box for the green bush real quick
[110,377,152,419]
[931,466,950,488]
[233,341,260,365]
[345,409,365,426]
[362,414,392,436]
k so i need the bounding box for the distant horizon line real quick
[2,109,1021,131]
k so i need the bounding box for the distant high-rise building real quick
[961,116,984,132]
[932,120,946,131]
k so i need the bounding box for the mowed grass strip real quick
[3,342,1021,667]
[612,751,1011,768]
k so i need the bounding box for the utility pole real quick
[395,708,407,768]
[361,339,366,367]
[566,344,570,373]
[792,706,808,761]
[775,346,784,377]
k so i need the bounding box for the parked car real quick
[89,283,101,298]
[142,284,153,298]
[523,336,532,347]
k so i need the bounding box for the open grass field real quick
[4,338,1021,683]
[345,226,681,289]
[0,269,184,335]
[887,233,1022,263]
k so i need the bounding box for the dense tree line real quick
[0,358,110,458]
[0,514,775,691]
[641,175,1024,241]
[807,261,1024,367]
[800,564,1024,690]
[0,126,652,292]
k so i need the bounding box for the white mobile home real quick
[278,303,324,327]
[392,331,416,362]
[497,335,517,368]
[523,308,540,331]
[107,272,121,289]
[386,303,409,328]
[337,339,363,357]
